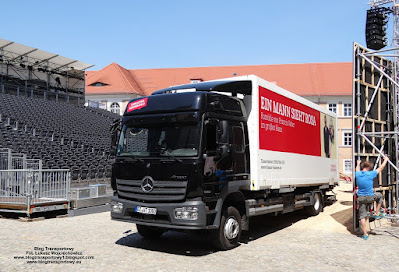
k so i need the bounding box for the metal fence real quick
[0,169,70,215]
[26,159,42,170]
[0,148,42,170]
[10,153,26,169]
[0,148,11,170]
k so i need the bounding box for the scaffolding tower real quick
[353,0,399,230]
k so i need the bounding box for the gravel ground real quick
[0,182,398,272]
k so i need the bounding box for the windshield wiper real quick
[118,155,144,163]
[160,150,182,163]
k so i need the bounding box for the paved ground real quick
[1,182,398,272]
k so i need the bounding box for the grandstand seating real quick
[1,74,84,105]
[0,92,120,183]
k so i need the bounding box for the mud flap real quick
[282,194,295,214]
[241,214,249,231]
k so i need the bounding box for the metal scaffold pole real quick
[355,1,399,220]
[394,0,399,214]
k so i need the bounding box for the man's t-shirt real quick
[355,170,377,196]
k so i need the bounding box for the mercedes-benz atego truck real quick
[111,75,338,250]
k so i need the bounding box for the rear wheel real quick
[136,224,166,239]
[305,192,323,216]
[213,206,242,250]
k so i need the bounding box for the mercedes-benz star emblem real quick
[141,176,154,193]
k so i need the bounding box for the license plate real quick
[135,206,157,215]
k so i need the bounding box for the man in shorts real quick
[355,155,389,240]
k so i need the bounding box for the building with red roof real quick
[85,62,353,177]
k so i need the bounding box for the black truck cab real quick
[111,81,252,248]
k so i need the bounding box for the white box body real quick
[214,75,339,191]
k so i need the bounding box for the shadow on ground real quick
[339,190,354,194]
[0,210,68,221]
[115,230,216,256]
[115,210,312,256]
[330,207,354,233]
[339,201,353,206]
[245,210,311,241]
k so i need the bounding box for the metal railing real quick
[0,148,42,170]
[10,153,26,169]
[0,148,12,170]
[0,169,70,215]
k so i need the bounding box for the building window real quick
[343,103,352,117]
[110,102,120,115]
[328,103,337,113]
[343,159,352,174]
[343,132,352,146]
[90,82,109,87]
[190,78,203,84]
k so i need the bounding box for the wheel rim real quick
[314,194,320,211]
[224,216,239,240]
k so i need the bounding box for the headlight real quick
[111,201,123,213]
[174,207,198,220]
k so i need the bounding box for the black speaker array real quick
[366,8,388,50]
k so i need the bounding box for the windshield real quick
[117,123,200,157]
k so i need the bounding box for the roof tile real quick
[85,62,144,95]
[86,62,352,97]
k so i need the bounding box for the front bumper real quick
[110,196,208,230]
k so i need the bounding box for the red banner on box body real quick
[258,86,321,157]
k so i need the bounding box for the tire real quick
[213,206,242,250]
[136,224,166,239]
[305,192,323,216]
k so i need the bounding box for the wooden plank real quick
[0,203,27,210]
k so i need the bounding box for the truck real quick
[110,75,338,250]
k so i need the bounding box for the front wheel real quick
[305,192,323,216]
[213,206,242,250]
[136,224,166,239]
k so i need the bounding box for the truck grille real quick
[116,178,187,202]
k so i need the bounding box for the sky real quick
[0,0,385,71]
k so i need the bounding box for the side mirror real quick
[215,121,230,159]
[110,119,121,156]
[204,119,230,158]
[218,120,229,144]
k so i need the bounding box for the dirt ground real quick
[292,181,355,234]
[1,180,399,272]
